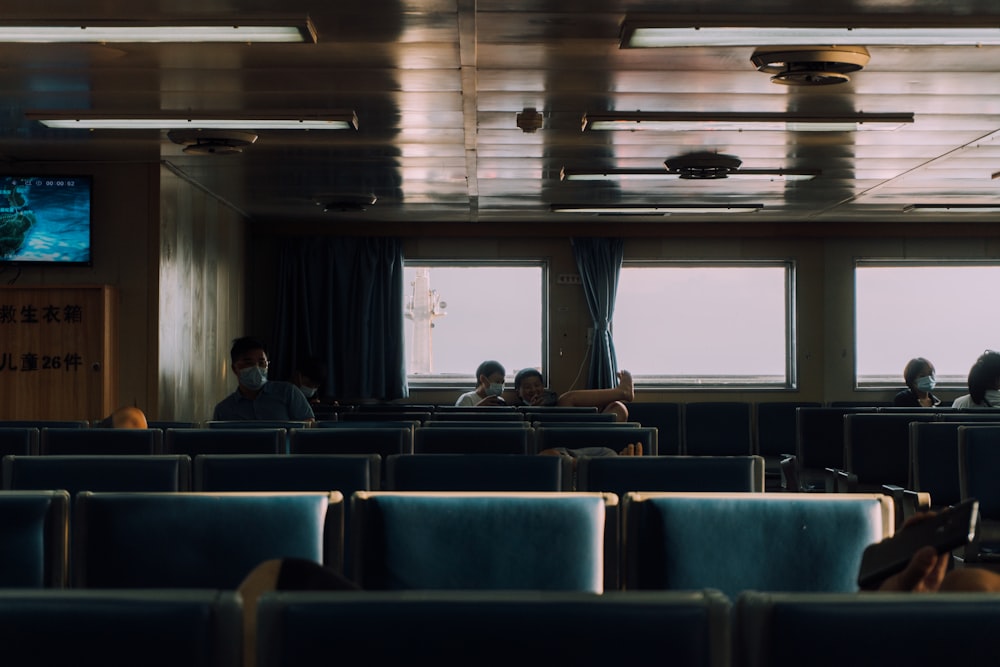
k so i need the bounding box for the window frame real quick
[615,259,797,390]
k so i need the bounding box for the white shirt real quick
[951,389,1000,408]
[455,389,484,406]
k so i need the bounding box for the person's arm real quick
[287,385,316,422]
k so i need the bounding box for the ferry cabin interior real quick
[3,1,1000,419]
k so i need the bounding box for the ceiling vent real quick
[167,129,258,154]
[750,45,870,85]
[664,152,742,179]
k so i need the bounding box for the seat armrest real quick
[824,467,857,493]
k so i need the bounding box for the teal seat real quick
[624,492,893,599]
[0,490,69,588]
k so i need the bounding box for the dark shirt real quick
[213,380,316,421]
[893,388,941,408]
[512,389,560,407]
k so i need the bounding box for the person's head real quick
[98,405,148,429]
[968,350,1000,403]
[903,357,936,394]
[514,368,546,404]
[230,336,269,392]
[292,356,327,399]
[475,360,506,395]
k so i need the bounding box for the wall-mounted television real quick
[0,175,92,266]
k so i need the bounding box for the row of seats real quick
[5,587,997,667]
[0,489,891,597]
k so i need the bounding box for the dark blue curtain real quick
[571,237,624,389]
[271,237,408,401]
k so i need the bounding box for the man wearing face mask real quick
[894,357,942,408]
[212,336,316,422]
[455,359,507,406]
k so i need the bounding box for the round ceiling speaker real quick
[750,45,870,85]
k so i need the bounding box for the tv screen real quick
[0,175,92,265]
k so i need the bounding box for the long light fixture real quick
[560,167,819,182]
[903,204,1000,213]
[620,18,1000,48]
[551,204,764,215]
[582,111,913,132]
[0,17,317,43]
[27,111,358,131]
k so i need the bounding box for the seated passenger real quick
[213,336,315,422]
[513,367,634,422]
[951,350,1000,409]
[893,357,941,408]
[455,360,508,407]
[290,355,328,405]
[96,405,148,429]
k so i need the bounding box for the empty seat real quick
[386,454,572,491]
[428,411,526,422]
[624,492,893,599]
[683,402,753,456]
[194,454,379,493]
[841,412,937,491]
[909,421,976,509]
[0,420,89,429]
[4,455,191,494]
[577,455,765,496]
[755,401,821,486]
[413,426,533,455]
[735,591,1000,666]
[40,427,162,455]
[0,589,241,667]
[0,427,39,456]
[624,402,682,455]
[958,425,1000,560]
[527,412,618,424]
[146,421,199,429]
[795,407,877,490]
[0,490,69,588]
[74,491,342,588]
[164,428,286,456]
[289,426,413,457]
[350,491,614,592]
[340,411,432,424]
[256,590,730,667]
[533,426,658,456]
[422,420,531,429]
[203,420,311,429]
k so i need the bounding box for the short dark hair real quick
[230,336,267,364]
[296,355,328,384]
[475,360,505,381]
[969,350,1000,404]
[514,368,544,392]
[903,357,933,389]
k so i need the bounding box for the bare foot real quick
[617,370,634,402]
[618,442,643,456]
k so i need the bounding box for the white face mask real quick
[298,385,317,399]
[915,375,936,393]
[238,365,268,391]
[486,382,504,397]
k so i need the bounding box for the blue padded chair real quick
[350,491,615,592]
[0,427,38,456]
[624,492,893,600]
[0,490,69,588]
[422,420,532,428]
[340,411,432,424]
[164,428,286,456]
[958,425,1000,560]
[577,455,765,496]
[203,420,311,429]
[146,421,199,429]
[194,454,379,493]
[256,590,731,667]
[735,591,1000,667]
[3,455,191,494]
[0,589,241,667]
[624,402,682,455]
[73,491,342,588]
[795,407,878,490]
[289,426,413,457]
[755,401,821,487]
[526,412,618,424]
[516,406,598,416]
[413,426,534,454]
[385,454,572,491]
[840,412,937,491]
[533,426,658,456]
[40,427,162,455]
[683,402,753,456]
[909,421,978,509]
[428,411,526,422]
[0,420,88,429]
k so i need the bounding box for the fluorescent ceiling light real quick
[27,111,358,131]
[551,204,764,215]
[560,167,818,182]
[582,112,913,132]
[904,204,1000,213]
[0,18,316,43]
[621,21,1000,48]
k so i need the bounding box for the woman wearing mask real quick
[951,351,1000,409]
[894,357,941,408]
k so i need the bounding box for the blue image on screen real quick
[0,176,92,264]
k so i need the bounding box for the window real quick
[856,261,1000,387]
[613,262,794,387]
[403,262,545,385]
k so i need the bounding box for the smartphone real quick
[857,498,979,590]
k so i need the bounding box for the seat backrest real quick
[958,425,1000,520]
[421,420,532,428]
[4,455,191,494]
[73,491,341,588]
[350,491,613,592]
[413,426,533,455]
[40,428,162,455]
[386,454,571,491]
[843,412,937,489]
[0,427,39,456]
[0,589,241,667]
[340,411,432,424]
[795,407,878,475]
[194,454,379,493]
[256,590,731,667]
[203,420,311,429]
[755,402,821,459]
[735,591,1000,667]
[624,402,682,454]
[288,426,412,456]
[0,490,69,588]
[0,420,89,429]
[624,492,893,599]
[527,412,618,424]
[428,411,526,422]
[577,455,765,496]
[909,421,977,508]
[164,428,286,455]
[533,426,658,456]
[683,402,753,456]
